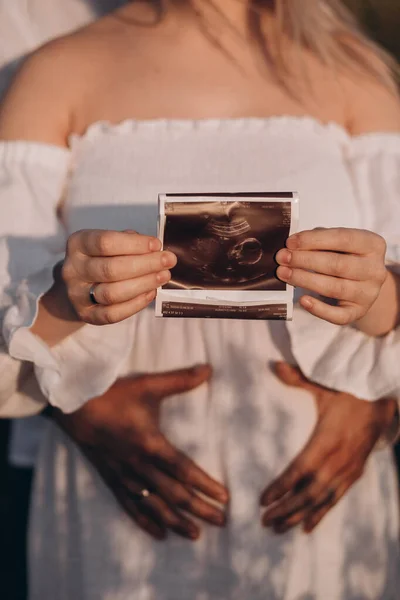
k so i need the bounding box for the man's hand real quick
[49,365,229,541]
[261,362,397,534]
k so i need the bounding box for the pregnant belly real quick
[122,309,318,491]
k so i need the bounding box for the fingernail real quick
[187,525,200,540]
[146,290,156,302]
[286,235,299,250]
[149,239,161,252]
[216,490,229,504]
[301,296,313,309]
[278,249,292,265]
[212,513,226,527]
[277,266,292,282]
[161,251,177,268]
[156,270,171,285]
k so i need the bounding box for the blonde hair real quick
[137,1,398,90]
[250,0,398,90]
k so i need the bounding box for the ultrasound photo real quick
[156,193,299,320]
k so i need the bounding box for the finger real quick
[80,250,177,283]
[303,478,352,533]
[261,468,310,509]
[261,435,333,507]
[273,362,325,395]
[135,462,226,527]
[269,488,333,534]
[118,493,167,540]
[158,440,229,505]
[125,482,200,540]
[286,228,386,256]
[82,290,156,325]
[141,364,213,399]
[276,266,363,302]
[276,249,379,282]
[70,229,161,257]
[89,456,167,540]
[299,295,360,326]
[87,270,171,306]
[263,469,340,526]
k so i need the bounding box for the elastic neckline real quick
[69,115,349,146]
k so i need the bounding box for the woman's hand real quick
[49,365,229,541]
[260,362,397,534]
[62,229,177,325]
[276,228,387,326]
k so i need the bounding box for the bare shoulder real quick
[0,20,115,146]
[340,42,400,135]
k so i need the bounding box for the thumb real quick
[274,361,319,394]
[141,364,212,400]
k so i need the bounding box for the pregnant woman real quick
[1,1,400,598]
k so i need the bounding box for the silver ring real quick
[132,488,151,502]
[89,284,100,305]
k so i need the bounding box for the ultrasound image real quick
[162,200,291,291]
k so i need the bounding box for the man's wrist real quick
[376,397,400,449]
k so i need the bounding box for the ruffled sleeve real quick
[0,141,70,416]
[0,140,140,416]
[288,132,400,401]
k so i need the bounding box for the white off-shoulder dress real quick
[1,117,400,599]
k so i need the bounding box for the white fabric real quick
[0,116,392,598]
[289,132,400,398]
[0,0,120,464]
[1,119,400,416]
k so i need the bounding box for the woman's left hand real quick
[276,228,387,325]
[260,362,397,534]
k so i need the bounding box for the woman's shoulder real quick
[0,17,122,146]
[337,40,400,136]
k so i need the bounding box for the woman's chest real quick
[63,122,359,237]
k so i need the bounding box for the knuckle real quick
[294,232,306,249]
[376,264,387,284]
[335,312,351,326]
[100,258,117,281]
[173,489,192,510]
[77,308,93,325]
[99,285,117,306]
[352,284,368,304]
[329,279,349,300]
[66,230,84,254]
[141,435,164,456]
[330,254,346,277]
[313,470,331,487]
[301,491,314,506]
[174,461,190,483]
[95,231,118,255]
[374,234,387,255]
[340,228,355,249]
[61,259,75,282]
[95,307,120,326]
